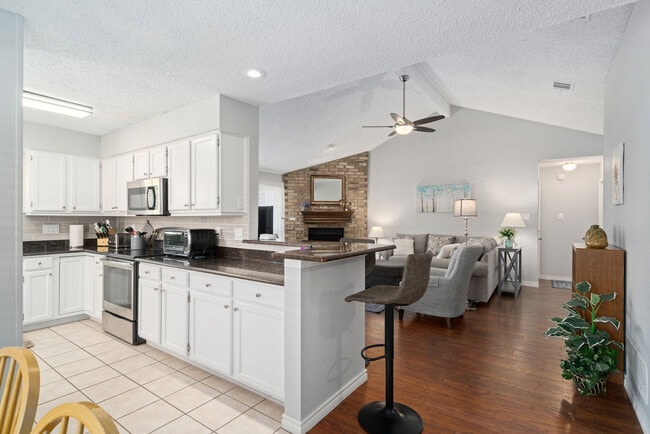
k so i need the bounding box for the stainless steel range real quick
[101,248,162,344]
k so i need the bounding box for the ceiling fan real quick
[363,74,445,137]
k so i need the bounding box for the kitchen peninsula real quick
[139,241,393,433]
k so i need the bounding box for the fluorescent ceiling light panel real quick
[23,91,93,118]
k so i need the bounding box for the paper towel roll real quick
[70,225,84,247]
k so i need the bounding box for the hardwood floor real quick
[311,280,641,433]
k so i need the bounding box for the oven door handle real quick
[100,257,134,271]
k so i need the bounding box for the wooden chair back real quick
[31,401,119,434]
[0,346,40,434]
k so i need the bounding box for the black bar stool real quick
[345,252,433,434]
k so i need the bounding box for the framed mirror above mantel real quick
[311,175,345,205]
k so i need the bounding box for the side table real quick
[498,247,522,297]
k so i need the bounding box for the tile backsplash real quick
[23,214,249,242]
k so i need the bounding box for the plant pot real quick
[505,239,513,248]
[573,374,607,396]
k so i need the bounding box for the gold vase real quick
[585,224,608,249]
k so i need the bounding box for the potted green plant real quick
[498,227,516,248]
[545,281,623,396]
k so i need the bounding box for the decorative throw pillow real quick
[426,235,454,256]
[437,243,462,259]
[392,238,415,256]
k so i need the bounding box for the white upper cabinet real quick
[133,144,167,180]
[24,149,66,213]
[68,156,100,212]
[167,131,247,215]
[24,149,100,214]
[101,154,134,213]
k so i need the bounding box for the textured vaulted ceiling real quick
[0,0,636,173]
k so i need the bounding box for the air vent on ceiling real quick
[553,81,574,92]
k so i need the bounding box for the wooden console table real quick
[572,242,625,384]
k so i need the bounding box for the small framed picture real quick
[612,142,624,206]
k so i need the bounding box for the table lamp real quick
[368,226,385,243]
[453,199,477,244]
[499,212,526,248]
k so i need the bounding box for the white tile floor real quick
[24,320,288,433]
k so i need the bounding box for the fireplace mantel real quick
[301,210,354,223]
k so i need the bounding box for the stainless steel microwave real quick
[127,177,169,216]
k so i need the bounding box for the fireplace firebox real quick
[308,227,344,241]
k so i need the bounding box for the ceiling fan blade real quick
[390,113,404,124]
[413,115,446,126]
[388,130,397,137]
[362,125,393,128]
[414,126,436,133]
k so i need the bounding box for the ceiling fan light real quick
[395,123,414,135]
[562,162,577,171]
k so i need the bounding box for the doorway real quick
[538,156,603,281]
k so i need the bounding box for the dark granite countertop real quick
[272,243,395,262]
[137,256,284,286]
[23,240,107,256]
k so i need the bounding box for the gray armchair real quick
[398,244,483,328]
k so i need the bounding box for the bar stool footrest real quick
[361,343,386,363]
[357,401,423,434]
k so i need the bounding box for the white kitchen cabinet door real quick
[133,150,150,180]
[233,300,284,399]
[68,156,100,212]
[167,140,191,212]
[139,279,162,344]
[161,284,189,356]
[149,145,168,178]
[93,257,104,320]
[102,154,134,212]
[25,149,66,213]
[58,256,85,315]
[191,134,219,211]
[218,132,247,214]
[189,289,232,374]
[23,268,55,325]
[83,256,95,315]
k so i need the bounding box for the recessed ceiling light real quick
[562,162,577,171]
[327,143,336,150]
[243,68,266,79]
[23,91,93,118]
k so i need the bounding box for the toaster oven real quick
[163,229,217,258]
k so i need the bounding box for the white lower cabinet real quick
[83,255,103,321]
[23,257,57,325]
[233,281,284,399]
[137,263,283,398]
[58,255,85,316]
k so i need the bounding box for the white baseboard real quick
[539,274,571,281]
[281,370,368,434]
[522,280,539,288]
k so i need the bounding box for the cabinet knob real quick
[73,206,76,210]
[49,273,52,276]
[144,172,148,176]
[99,274,102,277]
[234,307,239,312]
[170,276,175,280]
[154,287,158,291]
[144,271,150,275]
[38,262,41,266]
[184,203,189,207]
[255,293,262,298]
[191,203,195,206]
[205,283,211,287]
[224,304,229,309]
[62,206,66,209]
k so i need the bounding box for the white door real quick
[538,158,603,281]
[59,256,85,315]
[233,300,284,398]
[27,150,66,212]
[191,134,219,211]
[101,157,118,212]
[189,290,232,374]
[149,145,168,178]
[139,279,162,344]
[161,284,189,356]
[23,269,54,324]
[93,257,103,320]
[68,156,100,212]
[115,154,134,212]
[167,140,191,212]
[133,150,150,180]
[83,256,95,315]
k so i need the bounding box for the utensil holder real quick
[131,236,146,250]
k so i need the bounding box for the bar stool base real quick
[357,401,423,434]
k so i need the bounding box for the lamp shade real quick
[453,199,477,217]
[368,226,385,238]
[500,212,526,228]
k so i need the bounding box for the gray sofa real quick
[367,233,499,303]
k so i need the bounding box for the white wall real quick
[368,107,603,284]
[0,9,23,347]
[539,162,601,280]
[604,0,650,429]
[24,121,100,156]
